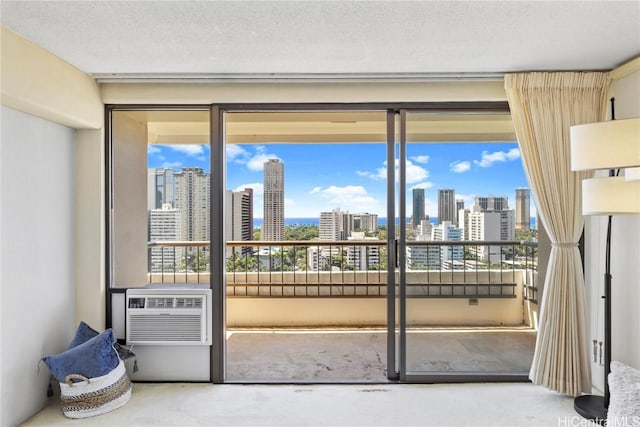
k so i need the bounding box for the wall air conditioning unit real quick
[126,288,212,346]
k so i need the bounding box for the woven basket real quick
[59,360,132,419]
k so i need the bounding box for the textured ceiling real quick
[1,1,639,79]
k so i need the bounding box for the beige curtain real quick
[505,72,610,396]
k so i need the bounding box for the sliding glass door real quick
[396,109,536,382]
[215,108,395,382]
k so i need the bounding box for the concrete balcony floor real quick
[226,327,536,382]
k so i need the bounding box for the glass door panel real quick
[399,110,536,381]
[221,110,391,382]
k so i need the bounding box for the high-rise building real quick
[469,196,515,240]
[515,188,531,231]
[412,188,425,229]
[319,208,349,240]
[320,209,378,240]
[147,168,176,210]
[474,196,509,212]
[432,220,463,268]
[418,219,433,238]
[471,195,515,241]
[438,189,456,224]
[350,212,378,233]
[407,221,439,269]
[345,231,380,270]
[468,210,515,262]
[311,209,346,271]
[225,188,253,255]
[262,159,284,241]
[148,203,182,273]
[455,199,464,226]
[174,167,210,242]
[468,195,515,262]
[458,208,471,240]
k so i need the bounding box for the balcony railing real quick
[147,240,538,303]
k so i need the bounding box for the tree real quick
[181,250,209,272]
[515,229,538,257]
[374,226,387,241]
[284,224,319,241]
[226,253,258,272]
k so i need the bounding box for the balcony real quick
[144,240,538,381]
[147,240,538,325]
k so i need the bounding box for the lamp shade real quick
[626,167,640,181]
[570,118,640,171]
[582,176,640,215]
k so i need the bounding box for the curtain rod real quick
[93,72,505,84]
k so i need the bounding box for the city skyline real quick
[147,141,534,220]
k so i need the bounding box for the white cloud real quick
[322,185,367,198]
[309,186,322,194]
[356,162,387,181]
[356,170,376,178]
[315,185,380,211]
[166,144,206,156]
[406,160,429,184]
[226,144,249,162]
[148,145,162,155]
[450,160,471,173]
[358,159,429,184]
[474,148,521,168]
[246,146,281,172]
[411,155,430,164]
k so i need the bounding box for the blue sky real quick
[148,142,534,219]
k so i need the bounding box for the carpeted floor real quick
[22,382,598,426]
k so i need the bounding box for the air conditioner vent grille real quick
[126,289,211,345]
[175,297,203,309]
[128,314,202,342]
[146,297,174,309]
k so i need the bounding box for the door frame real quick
[210,102,510,383]
[101,102,512,384]
[395,107,530,383]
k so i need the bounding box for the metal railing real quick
[147,240,210,284]
[147,240,538,300]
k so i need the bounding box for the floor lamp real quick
[570,110,640,424]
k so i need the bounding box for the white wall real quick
[0,106,77,426]
[585,65,640,394]
[1,25,105,335]
[608,69,640,366]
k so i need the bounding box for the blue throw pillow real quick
[67,321,98,349]
[68,321,135,360]
[42,329,119,383]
